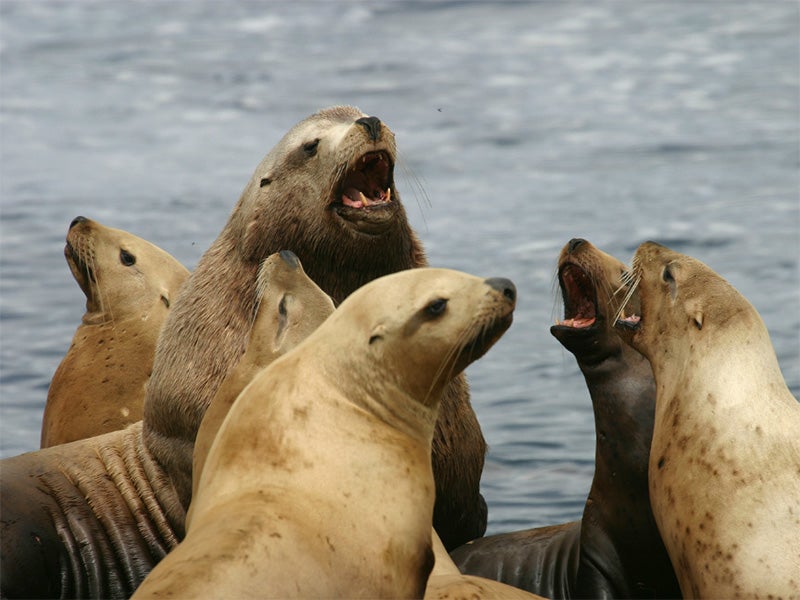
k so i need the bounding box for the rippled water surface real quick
[1,1,798,534]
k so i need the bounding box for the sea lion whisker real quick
[613,272,641,325]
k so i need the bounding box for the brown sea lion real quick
[189,250,334,509]
[452,239,680,599]
[615,241,800,599]
[0,422,183,598]
[41,216,189,447]
[132,268,516,599]
[144,106,487,550]
[0,252,324,599]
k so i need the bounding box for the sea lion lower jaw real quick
[332,201,400,236]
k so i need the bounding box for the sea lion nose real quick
[277,250,301,270]
[568,238,585,253]
[69,216,88,229]
[485,278,516,303]
[355,116,382,141]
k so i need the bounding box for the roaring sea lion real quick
[190,250,334,508]
[41,216,189,447]
[0,253,321,599]
[615,241,800,599]
[144,106,487,550]
[452,239,680,599]
[132,268,516,599]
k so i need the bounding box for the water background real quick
[1,1,798,535]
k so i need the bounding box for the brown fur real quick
[42,217,189,447]
[143,106,487,549]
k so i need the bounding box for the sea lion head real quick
[550,237,640,365]
[64,216,189,325]
[318,268,516,411]
[227,106,421,303]
[614,241,750,358]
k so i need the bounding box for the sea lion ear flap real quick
[369,323,386,345]
[693,311,703,330]
[160,289,171,309]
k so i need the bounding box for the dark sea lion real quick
[452,239,680,599]
[144,106,486,550]
[0,253,323,599]
[132,269,516,599]
[616,241,800,599]
[41,216,189,447]
[0,422,183,599]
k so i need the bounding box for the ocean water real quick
[1,1,797,535]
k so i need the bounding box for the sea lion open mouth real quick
[333,151,394,210]
[554,263,597,329]
[64,240,95,286]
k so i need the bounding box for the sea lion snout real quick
[484,277,516,303]
[355,115,382,141]
[70,215,89,229]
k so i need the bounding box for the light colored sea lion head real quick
[310,268,516,416]
[65,216,189,325]
[614,241,759,360]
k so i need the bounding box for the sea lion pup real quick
[452,239,679,599]
[615,241,800,599]
[144,105,487,550]
[425,530,546,600]
[190,250,335,508]
[132,268,517,599]
[41,216,189,447]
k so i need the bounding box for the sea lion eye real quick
[259,177,272,187]
[302,139,320,156]
[425,298,448,317]
[120,249,136,266]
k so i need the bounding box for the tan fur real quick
[620,242,800,599]
[426,530,546,600]
[42,217,189,448]
[132,268,515,599]
[189,251,334,511]
[143,106,487,549]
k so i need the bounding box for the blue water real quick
[1,1,798,535]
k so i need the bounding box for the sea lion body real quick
[42,216,189,447]
[452,239,679,599]
[0,423,183,599]
[133,268,516,598]
[617,241,800,598]
[190,250,335,509]
[425,530,546,600]
[145,106,486,550]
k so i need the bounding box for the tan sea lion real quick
[190,250,334,508]
[132,268,516,599]
[451,239,680,599]
[615,241,800,599]
[41,216,189,447]
[0,252,321,599]
[144,105,487,550]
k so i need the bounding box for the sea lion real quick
[425,530,546,600]
[190,250,334,508]
[0,253,321,599]
[0,422,183,599]
[144,105,487,550]
[452,239,680,599]
[132,268,516,599]
[615,241,800,599]
[41,216,189,447]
